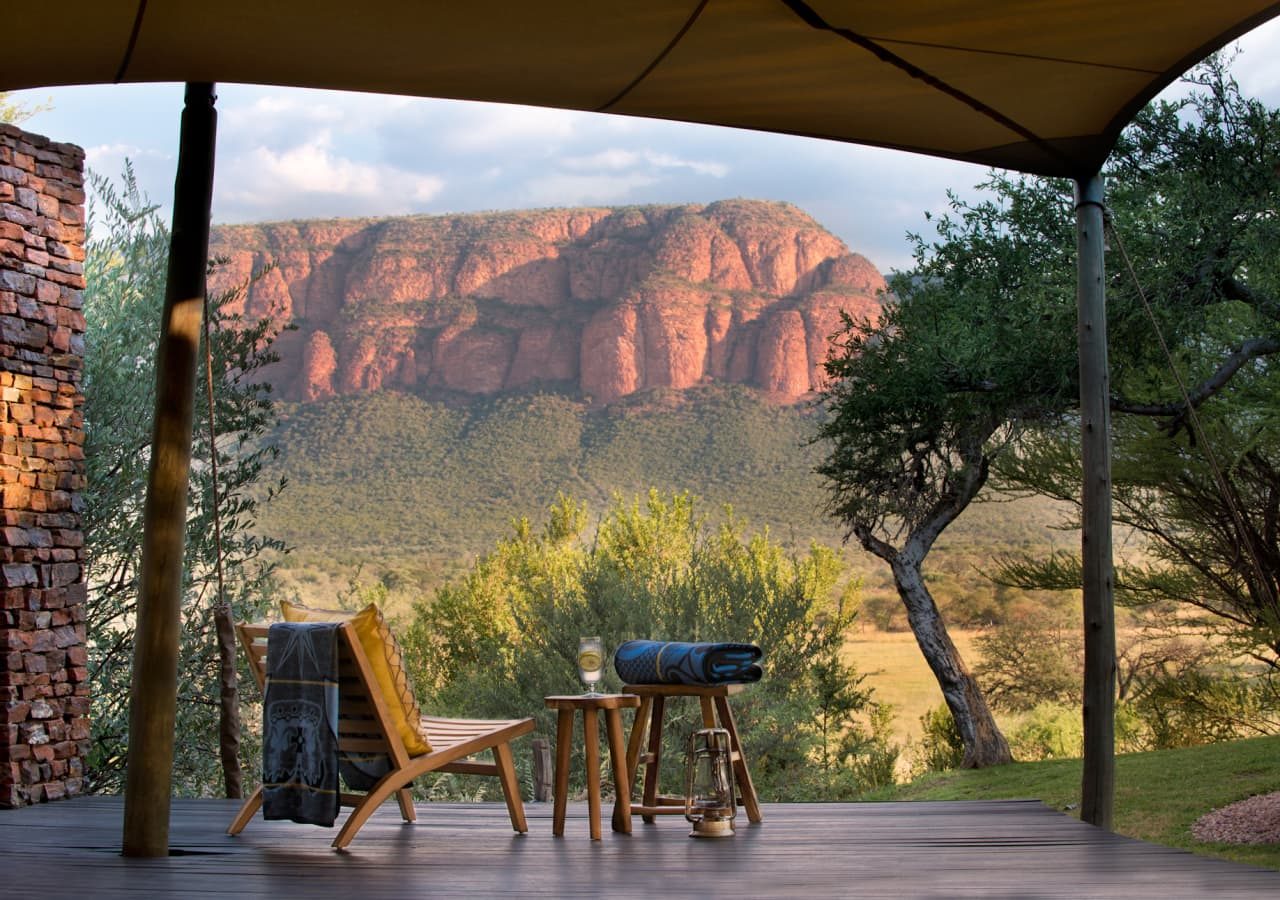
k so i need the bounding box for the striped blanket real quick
[262,622,341,826]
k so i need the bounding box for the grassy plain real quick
[879,734,1280,871]
[844,627,985,748]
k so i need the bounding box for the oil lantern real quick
[684,727,737,838]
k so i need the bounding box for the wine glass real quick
[577,636,604,696]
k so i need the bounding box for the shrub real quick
[909,704,965,775]
[1007,704,1083,761]
[403,491,893,800]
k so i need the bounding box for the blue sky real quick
[10,21,1280,273]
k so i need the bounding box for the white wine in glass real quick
[577,636,604,696]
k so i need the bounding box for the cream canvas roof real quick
[3,1,1279,177]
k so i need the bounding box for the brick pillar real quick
[0,124,89,807]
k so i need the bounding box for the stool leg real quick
[699,696,716,728]
[552,708,573,837]
[641,695,665,824]
[714,695,762,824]
[584,706,602,840]
[625,695,652,795]
[606,707,631,834]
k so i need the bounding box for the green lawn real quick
[872,734,1280,870]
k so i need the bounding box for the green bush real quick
[910,704,965,775]
[1007,704,1083,761]
[402,491,896,801]
[1121,669,1280,751]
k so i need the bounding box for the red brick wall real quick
[0,123,88,806]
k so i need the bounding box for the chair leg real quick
[396,787,416,823]
[699,695,716,728]
[494,741,528,833]
[333,770,416,849]
[226,785,263,836]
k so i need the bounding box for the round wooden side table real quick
[544,693,641,840]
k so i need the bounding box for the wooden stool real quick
[544,694,640,839]
[622,683,762,824]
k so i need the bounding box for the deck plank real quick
[2,797,1277,898]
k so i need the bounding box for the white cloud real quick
[215,134,444,221]
[559,148,728,178]
[222,94,345,133]
[560,149,642,171]
[1235,20,1280,103]
[84,142,171,168]
[436,103,583,153]
[645,152,729,178]
[522,172,661,206]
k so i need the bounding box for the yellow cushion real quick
[280,600,432,756]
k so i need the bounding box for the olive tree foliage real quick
[82,166,286,795]
[403,491,896,801]
[0,92,51,125]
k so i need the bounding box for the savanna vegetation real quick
[397,490,898,801]
[258,384,1074,628]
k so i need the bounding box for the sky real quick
[9,20,1280,274]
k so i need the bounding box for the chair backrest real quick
[236,621,413,770]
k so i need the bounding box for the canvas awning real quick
[3,1,1278,178]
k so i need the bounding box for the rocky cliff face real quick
[208,200,884,405]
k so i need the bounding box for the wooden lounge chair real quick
[227,621,534,849]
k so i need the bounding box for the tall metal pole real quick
[1075,173,1115,830]
[122,82,218,858]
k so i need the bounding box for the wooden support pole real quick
[122,82,218,858]
[1075,173,1115,831]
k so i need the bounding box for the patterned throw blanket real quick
[614,639,764,686]
[262,622,341,826]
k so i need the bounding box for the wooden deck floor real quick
[3,797,1278,898]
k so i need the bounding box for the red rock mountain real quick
[208,200,885,405]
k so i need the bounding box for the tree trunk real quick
[214,602,242,799]
[890,556,1012,768]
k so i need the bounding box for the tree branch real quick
[1221,276,1280,321]
[1110,335,1280,418]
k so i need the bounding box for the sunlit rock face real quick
[209,200,885,405]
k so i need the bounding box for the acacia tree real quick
[818,54,1280,766]
[815,201,1079,765]
[83,166,286,795]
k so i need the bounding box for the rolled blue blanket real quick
[614,639,763,686]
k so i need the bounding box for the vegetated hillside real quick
[208,200,884,406]
[259,384,1076,621]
